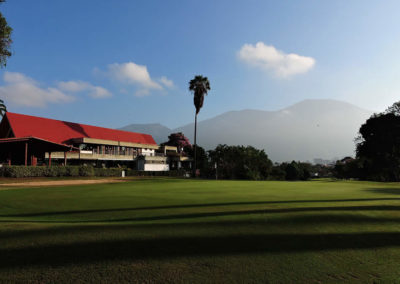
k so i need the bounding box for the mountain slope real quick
[119,123,171,144]
[173,99,373,162]
[119,99,374,162]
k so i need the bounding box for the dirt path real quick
[0,178,126,188]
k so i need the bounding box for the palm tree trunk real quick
[193,113,197,177]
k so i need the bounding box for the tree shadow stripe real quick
[2,232,400,268]
[2,205,400,223]
[2,197,400,218]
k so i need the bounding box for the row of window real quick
[78,144,143,156]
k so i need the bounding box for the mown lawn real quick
[1,178,400,283]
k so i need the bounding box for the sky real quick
[1,0,400,129]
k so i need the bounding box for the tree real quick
[385,101,400,116]
[161,132,192,153]
[208,144,272,180]
[184,144,209,177]
[0,99,6,118]
[356,112,400,181]
[0,0,12,67]
[285,161,301,181]
[189,75,210,176]
[333,157,361,179]
[0,1,12,117]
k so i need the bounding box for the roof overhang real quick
[0,136,76,152]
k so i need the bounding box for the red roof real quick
[4,112,157,146]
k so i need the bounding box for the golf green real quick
[1,178,400,283]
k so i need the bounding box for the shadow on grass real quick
[2,204,399,224]
[365,188,400,195]
[2,231,400,268]
[2,204,400,225]
[1,214,400,241]
[2,197,400,218]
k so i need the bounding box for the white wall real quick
[141,149,155,156]
[137,159,169,171]
[144,164,169,171]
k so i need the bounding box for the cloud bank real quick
[238,42,315,78]
[58,80,112,98]
[0,72,112,107]
[107,62,174,96]
[0,72,75,107]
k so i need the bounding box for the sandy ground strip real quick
[0,178,126,188]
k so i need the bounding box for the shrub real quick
[79,165,94,177]
[45,166,67,177]
[94,168,123,177]
[0,165,186,178]
[66,166,80,177]
[125,169,186,178]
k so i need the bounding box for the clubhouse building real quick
[0,112,191,171]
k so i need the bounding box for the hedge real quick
[0,166,95,178]
[126,169,187,177]
[0,166,187,178]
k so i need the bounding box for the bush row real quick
[0,165,187,178]
[126,168,187,177]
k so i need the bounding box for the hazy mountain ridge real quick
[119,123,172,144]
[119,99,374,162]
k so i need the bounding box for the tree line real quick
[163,133,328,180]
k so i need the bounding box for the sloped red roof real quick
[4,112,157,146]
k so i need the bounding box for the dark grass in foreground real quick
[1,179,400,283]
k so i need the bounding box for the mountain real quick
[119,123,171,144]
[119,99,374,162]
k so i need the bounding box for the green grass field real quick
[1,178,400,283]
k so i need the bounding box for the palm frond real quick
[189,75,211,114]
[0,99,7,118]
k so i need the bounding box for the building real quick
[0,112,190,171]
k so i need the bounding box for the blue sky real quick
[1,0,400,128]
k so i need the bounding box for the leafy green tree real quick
[285,161,301,181]
[282,161,312,181]
[356,112,400,181]
[208,144,272,180]
[0,0,12,67]
[333,157,361,179]
[184,145,209,177]
[298,162,312,180]
[385,101,400,116]
[0,1,12,117]
[189,75,210,176]
[270,164,286,180]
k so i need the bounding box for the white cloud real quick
[0,72,74,107]
[238,42,315,78]
[58,81,91,92]
[108,62,162,89]
[89,86,112,98]
[107,62,169,96]
[58,80,112,98]
[159,76,174,88]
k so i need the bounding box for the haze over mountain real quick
[120,99,374,162]
[119,123,171,145]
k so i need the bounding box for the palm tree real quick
[189,75,210,177]
[0,99,6,118]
